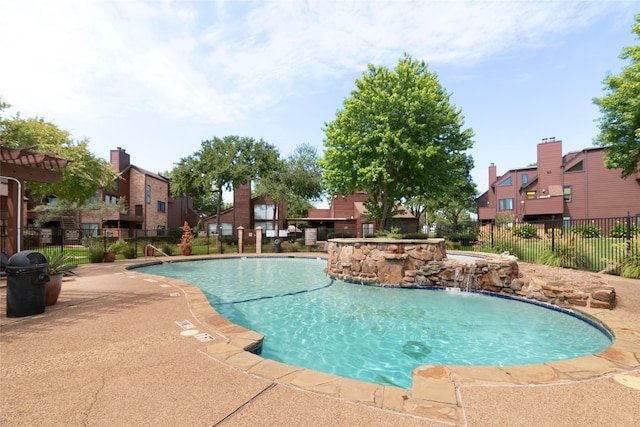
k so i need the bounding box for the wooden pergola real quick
[1,141,69,256]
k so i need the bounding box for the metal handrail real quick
[145,244,170,259]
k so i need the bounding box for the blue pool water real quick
[137,257,613,389]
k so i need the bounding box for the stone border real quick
[130,255,640,425]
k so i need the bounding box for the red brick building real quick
[477,138,640,224]
[201,183,287,243]
[83,147,198,237]
[295,192,418,239]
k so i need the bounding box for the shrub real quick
[193,237,209,246]
[281,241,301,252]
[178,221,194,254]
[546,228,563,239]
[445,240,461,250]
[513,224,537,239]
[222,235,238,245]
[609,223,639,238]
[571,224,601,238]
[161,243,174,256]
[122,244,137,259]
[538,242,590,269]
[89,246,105,263]
[620,255,640,279]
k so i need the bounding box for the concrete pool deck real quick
[1,253,639,426]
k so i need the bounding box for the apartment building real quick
[477,138,640,224]
[201,182,288,244]
[299,192,418,239]
[82,147,198,236]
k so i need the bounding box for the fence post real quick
[551,215,556,253]
[627,211,632,255]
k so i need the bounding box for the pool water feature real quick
[137,257,613,390]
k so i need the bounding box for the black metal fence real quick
[1,214,638,273]
[434,214,639,274]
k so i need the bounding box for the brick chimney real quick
[489,163,497,188]
[110,147,130,172]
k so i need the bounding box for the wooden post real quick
[237,226,244,254]
[255,227,262,254]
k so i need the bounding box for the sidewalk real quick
[1,255,639,426]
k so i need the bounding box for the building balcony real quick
[478,206,496,221]
[521,196,564,216]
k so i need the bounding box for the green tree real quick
[0,105,118,204]
[254,143,324,218]
[170,136,281,241]
[593,13,640,178]
[321,54,474,230]
[32,197,127,229]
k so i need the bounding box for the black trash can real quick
[6,250,50,317]
[274,239,281,253]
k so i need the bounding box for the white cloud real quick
[0,0,621,123]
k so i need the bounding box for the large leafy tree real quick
[170,135,281,238]
[254,143,324,218]
[406,177,477,229]
[593,13,640,178]
[321,54,474,230]
[0,102,118,204]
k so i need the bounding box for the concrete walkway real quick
[1,255,639,426]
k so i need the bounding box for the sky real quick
[1,0,637,207]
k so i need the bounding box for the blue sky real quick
[1,0,637,206]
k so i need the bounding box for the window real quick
[254,204,276,220]
[566,161,583,173]
[363,223,374,236]
[563,186,572,202]
[499,198,514,210]
[254,221,277,233]
[526,191,536,200]
[522,174,528,185]
[498,177,512,186]
[146,185,151,203]
[157,201,166,212]
[208,223,233,236]
[135,204,143,216]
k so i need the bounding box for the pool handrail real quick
[145,244,170,260]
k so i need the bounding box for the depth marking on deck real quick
[160,284,171,288]
[194,333,214,342]
[176,320,196,329]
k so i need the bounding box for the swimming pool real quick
[137,257,613,389]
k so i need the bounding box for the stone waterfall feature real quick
[326,238,519,292]
[326,238,616,309]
